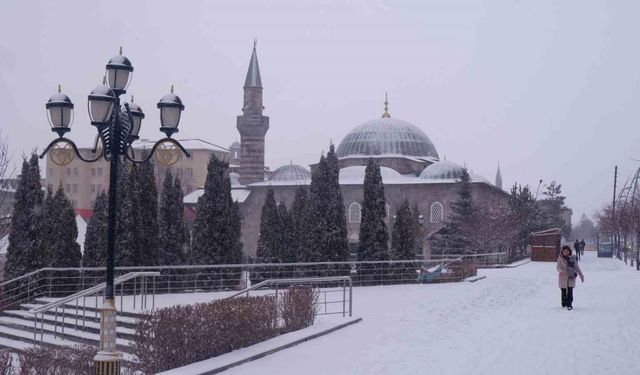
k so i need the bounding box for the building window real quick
[430,202,444,224]
[90,200,95,207]
[66,168,71,176]
[185,168,193,178]
[65,184,70,193]
[98,184,103,194]
[177,168,183,178]
[348,202,361,224]
[71,200,77,209]
[72,184,78,193]
[90,184,96,193]
[47,183,53,192]
[91,168,96,176]
[186,185,193,194]
[97,168,103,177]
[73,168,79,176]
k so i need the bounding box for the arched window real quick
[349,202,362,223]
[430,202,444,223]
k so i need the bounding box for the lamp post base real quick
[94,298,121,374]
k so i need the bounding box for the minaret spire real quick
[244,39,262,88]
[495,162,503,190]
[382,92,391,118]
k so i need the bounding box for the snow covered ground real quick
[211,252,640,375]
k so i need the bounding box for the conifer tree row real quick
[158,171,187,265]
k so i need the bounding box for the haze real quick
[1,0,639,221]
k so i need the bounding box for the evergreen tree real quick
[135,159,159,265]
[191,156,242,264]
[432,168,476,254]
[410,203,424,256]
[291,187,314,262]
[229,201,244,264]
[309,155,328,262]
[46,186,82,268]
[5,153,44,279]
[158,171,187,265]
[115,162,140,267]
[256,188,281,263]
[83,192,108,267]
[309,145,349,262]
[508,183,545,254]
[390,198,416,260]
[278,201,296,263]
[539,180,571,237]
[358,159,389,261]
[324,144,350,261]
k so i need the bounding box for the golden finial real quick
[57,84,61,93]
[170,85,174,94]
[382,92,390,118]
[119,46,123,55]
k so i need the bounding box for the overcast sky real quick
[1,0,639,223]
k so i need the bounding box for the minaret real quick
[237,40,270,185]
[495,163,503,190]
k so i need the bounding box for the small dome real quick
[229,141,241,150]
[337,117,439,160]
[420,161,466,180]
[270,164,311,182]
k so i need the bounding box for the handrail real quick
[29,271,160,314]
[0,253,508,290]
[226,276,352,300]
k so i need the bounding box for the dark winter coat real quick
[557,255,583,288]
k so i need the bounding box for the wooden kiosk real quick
[531,228,561,262]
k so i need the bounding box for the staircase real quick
[0,297,142,358]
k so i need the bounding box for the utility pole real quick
[612,166,618,259]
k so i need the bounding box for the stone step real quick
[19,304,139,328]
[0,310,135,340]
[0,319,132,353]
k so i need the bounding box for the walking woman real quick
[557,245,584,310]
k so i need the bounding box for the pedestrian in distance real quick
[557,245,584,310]
[573,239,581,260]
[579,239,586,256]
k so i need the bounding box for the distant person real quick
[557,245,584,310]
[580,239,586,255]
[574,239,581,260]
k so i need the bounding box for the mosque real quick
[184,45,508,259]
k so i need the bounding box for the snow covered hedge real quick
[14,345,95,374]
[131,287,318,373]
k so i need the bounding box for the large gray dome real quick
[336,117,439,160]
[270,164,311,182]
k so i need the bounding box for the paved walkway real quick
[221,252,640,375]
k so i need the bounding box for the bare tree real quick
[0,131,13,217]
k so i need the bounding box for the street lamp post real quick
[40,49,190,374]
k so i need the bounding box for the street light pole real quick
[40,49,190,374]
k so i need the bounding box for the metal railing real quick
[28,271,159,347]
[0,253,508,313]
[226,276,353,318]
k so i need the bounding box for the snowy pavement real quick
[217,252,640,375]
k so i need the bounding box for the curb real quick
[162,317,363,375]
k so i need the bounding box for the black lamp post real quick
[40,48,190,374]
